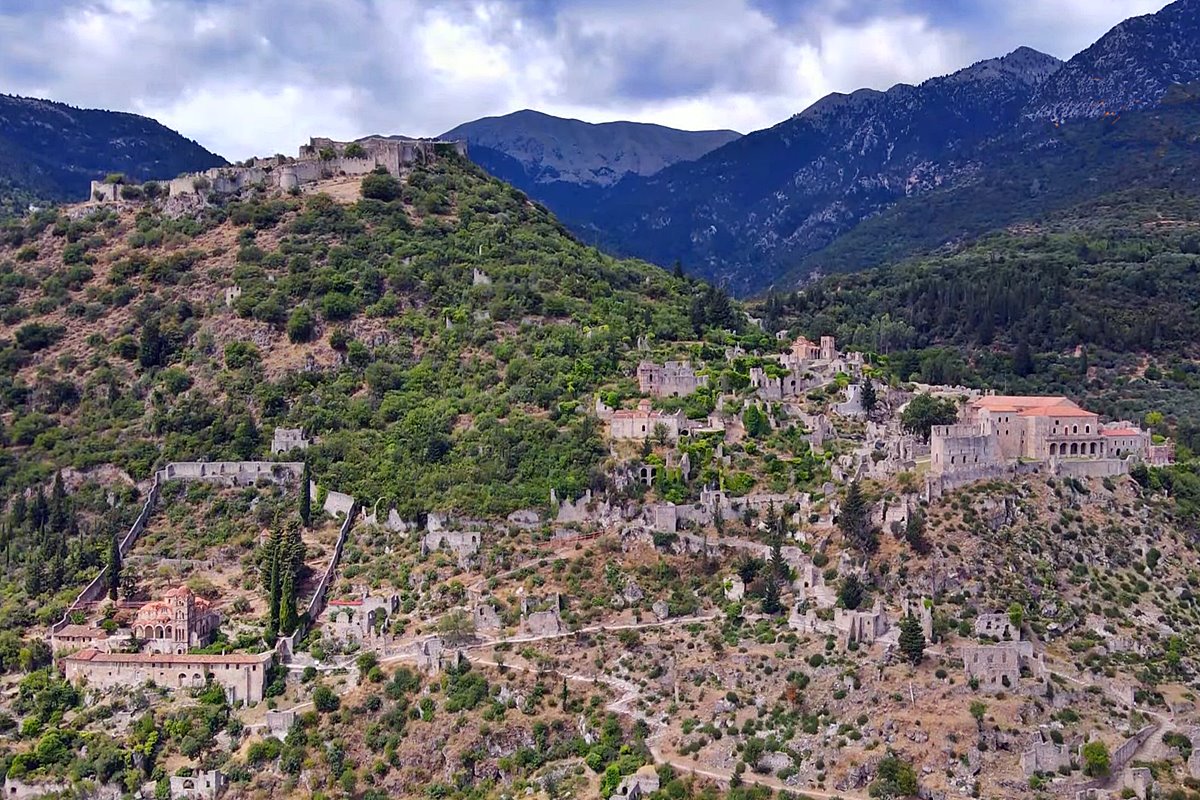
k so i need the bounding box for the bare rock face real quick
[1027,0,1200,121]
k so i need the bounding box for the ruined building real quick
[636,361,707,397]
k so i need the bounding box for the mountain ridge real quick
[440,108,740,188]
[0,93,226,213]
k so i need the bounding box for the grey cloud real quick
[0,0,1172,158]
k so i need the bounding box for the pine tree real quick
[107,533,121,601]
[899,611,926,665]
[300,461,312,528]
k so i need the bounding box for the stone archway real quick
[1050,444,1058,456]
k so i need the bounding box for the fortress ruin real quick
[90,136,468,203]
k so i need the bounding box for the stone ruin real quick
[610,765,660,799]
[325,593,400,643]
[90,135,467,205]
[1019,728,1073,776]
[264,709,296,739]
[420,515,482,567]
[520,593,566,637]
[974,612,1019,640]
[636,360,708,397]
[169,770,226,800]
[415,636,465,675]
[473,602,502,633]
[270,427,310,454]
[959,641,1038,691]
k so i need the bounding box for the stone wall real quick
[1052,458,1129,479]
[157,461,305,487]
[1108,724,1157,776]
[303,500,359,629]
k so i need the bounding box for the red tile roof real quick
[1101,428,1140,437]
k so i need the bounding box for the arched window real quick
[1070,443,1078,455]
[1050,444,1057,456]
[1085,425,1091,433]
[1090,442,1097,455]
[1072,425,1078,434]
[155,625,164,639]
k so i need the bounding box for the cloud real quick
[0,0,1174,159]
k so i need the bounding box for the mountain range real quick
[3,0,1200,297]
[561,0,1200,295]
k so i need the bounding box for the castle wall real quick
[637,361,707,397]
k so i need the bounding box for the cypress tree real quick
[860,380,877,416]
[107,533,121,601]
[49,471,69,533]
[838,574,864,610]
[761,574,781,615]
[839,481,877,554]
[904,510,931,555]
[899,610,926,665]
[300,462,312,528]
[279,523,303,633]
[266,526,282,638]
[32,487,48,534]
[10,493,27,529]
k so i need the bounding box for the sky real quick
[0,0,1173,159]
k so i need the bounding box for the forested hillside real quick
[760,186,1200,451]
[0,156,744,519]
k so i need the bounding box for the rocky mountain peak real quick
[1026,0,1200,120]
[946,47,1063,87]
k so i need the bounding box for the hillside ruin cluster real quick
[30,321,1181,800]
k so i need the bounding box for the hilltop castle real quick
[91,135,467,202]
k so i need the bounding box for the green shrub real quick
[361,171,402,202]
